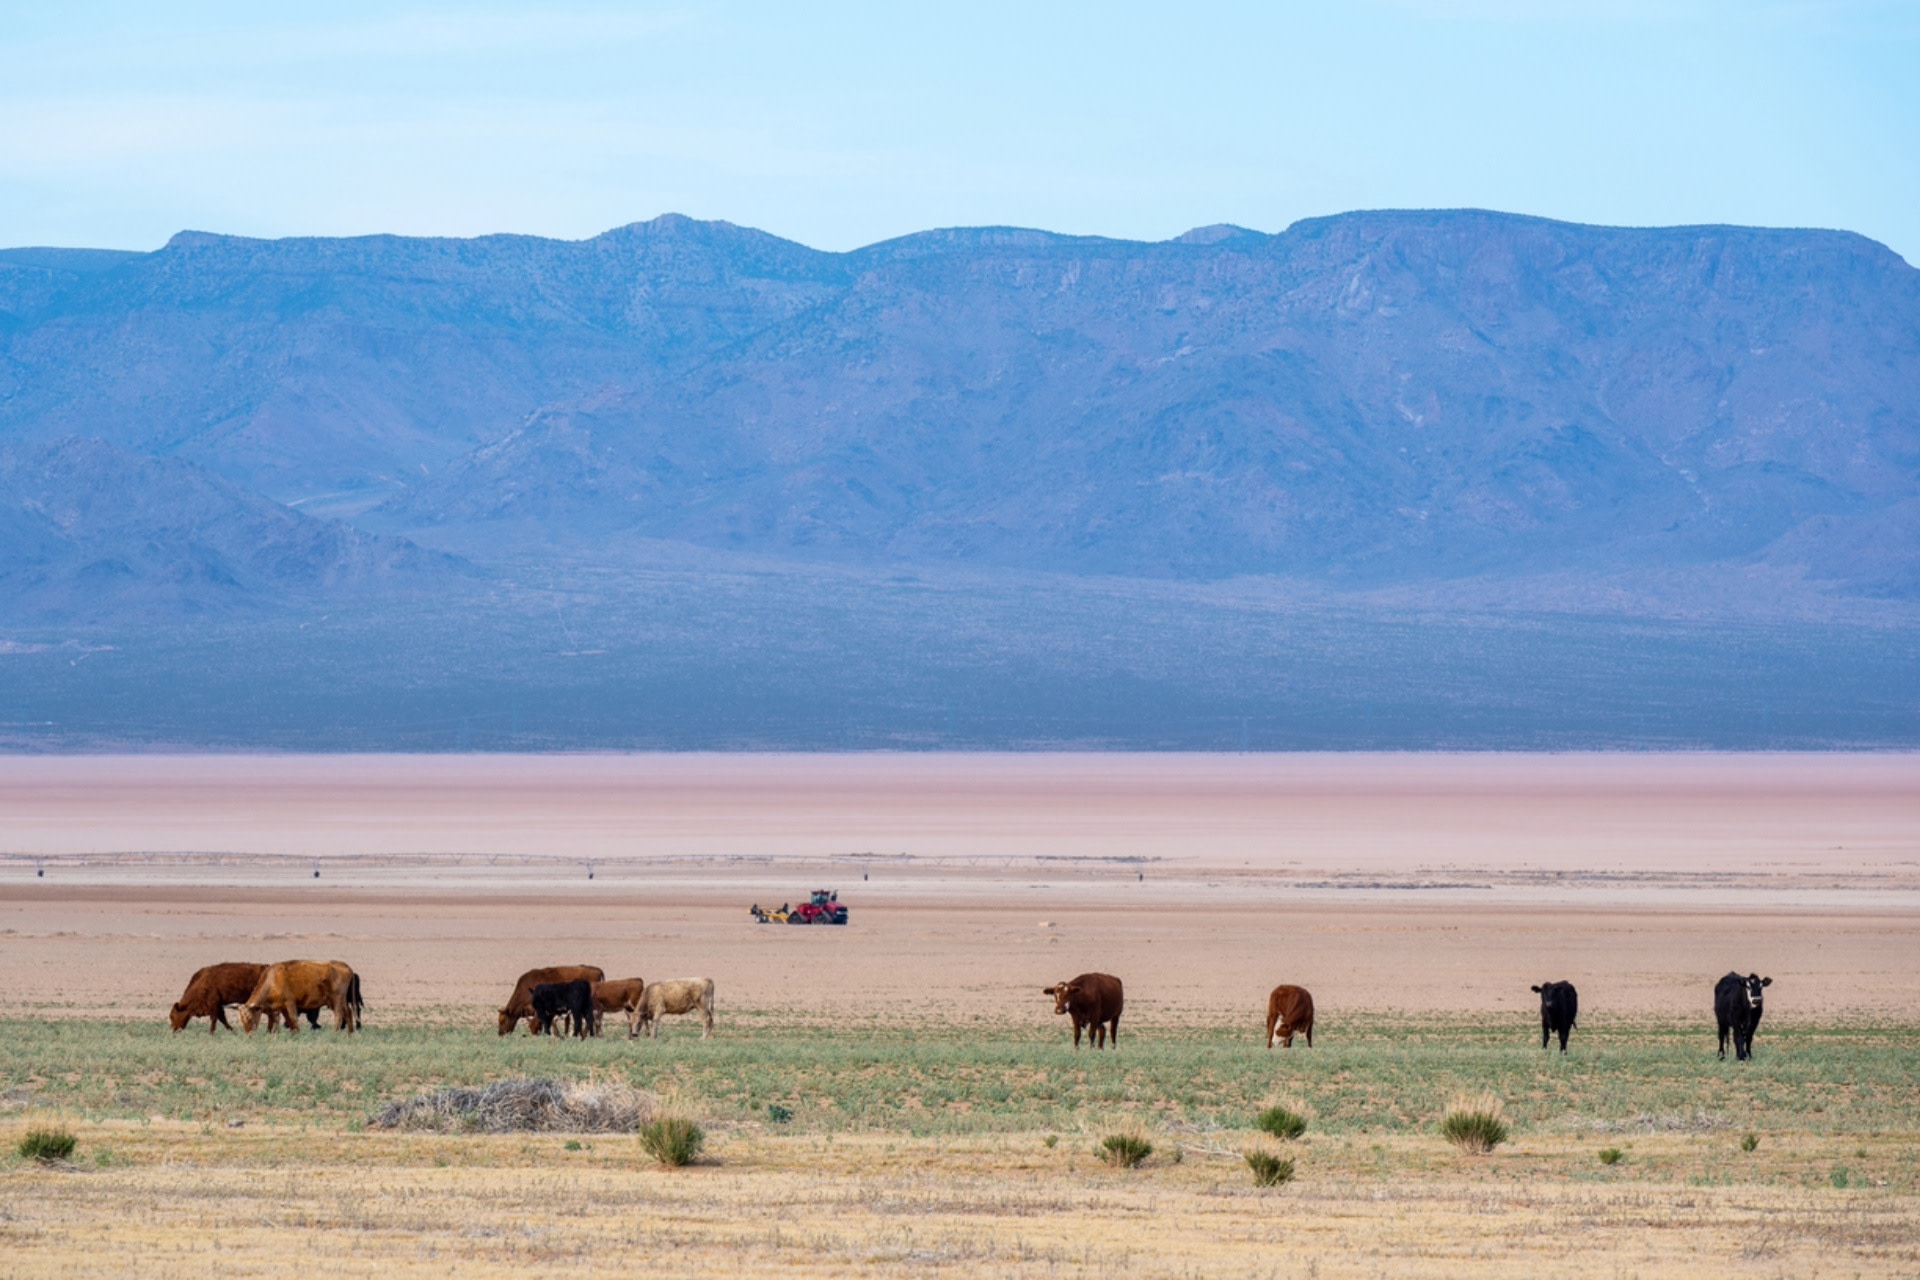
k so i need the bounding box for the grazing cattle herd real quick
[164,957,1777,1060]
[498,965,604,1035]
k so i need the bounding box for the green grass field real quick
[5,1014,1912,1150]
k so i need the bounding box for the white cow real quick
[636,977,716,1039]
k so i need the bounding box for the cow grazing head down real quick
[1739,974,1772,1008]
[168,1002,191,1032]
[498,1008,517,1036]
[1043,982,1079,1015]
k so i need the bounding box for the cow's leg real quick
[1304,1022,1312,1048]
[1717,1021,1729,1060]
[1072,1018,1083,1049]
[1266,1013,1277,1050]
[702,1003,713,1038]
[211,1004,230,1034]
[1542,1015,1551,1050]
[1558,1023,1570,1053]
[1281,1026,1294,1048]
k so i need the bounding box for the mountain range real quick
[1,210,1916,748]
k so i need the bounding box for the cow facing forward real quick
[531,979,594,1038]
[1043,973,1123,1049]
[497,965,606,1035]
[241,960,363,1033]
[1715,972,1771,1061]
[636,978,716,1039]
[1265,984,1314,1049]
[1531,980,1578,1053]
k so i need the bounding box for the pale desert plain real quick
[2,752,1918,1277]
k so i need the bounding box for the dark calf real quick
[1715,972,1771,1061]
[531,979,594,1038]
[1530,981,1578,1053]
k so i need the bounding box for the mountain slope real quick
[0,215,847,508]
[384,211,1920,592]
[0,438,454,620]
[2,209,1918,749]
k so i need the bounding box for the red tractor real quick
[786,889,849,925]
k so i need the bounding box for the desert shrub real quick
[17,1128,77,1163]
[1244,1139,1295,1187]
[1098,1131,1153,1168]
[369,1078,652,1134]
[1254,1104,1308,1141]
[765,1104,792,1124]
[639,1116,705,1167]
[1829,1165,1850,1189]
[1597,1147,1623,1165]
[1741,1132,1760,1152]
[1440,1093,1509,1154]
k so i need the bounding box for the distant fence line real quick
[0,850,1156,871]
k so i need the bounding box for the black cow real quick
[1715,972,1771,1061]
[530,979,594,1039]
[1530,981,1578,1052]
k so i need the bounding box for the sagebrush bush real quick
[1254,1104,1308,1141]
[1597,1147,1623,1165]
[1098,1131,1153,1168]
[639,1116,705,1167]
[1244,1146,1295,1187]
[1741,1132,1760,1153]
[18,1128,77,1163]
[1440,1093,1509,1153]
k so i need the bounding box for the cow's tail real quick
[350,973,365,1020]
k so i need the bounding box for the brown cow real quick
[1043,973,1123,1049]
[588,978,646,1038]
[170,962,267,1033]
[240,960,363,1034]
[497,965,606,1035]
[1265,984,1315,1049]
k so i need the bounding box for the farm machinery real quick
[750,889,848,925]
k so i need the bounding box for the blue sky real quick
[3,1,1916,260]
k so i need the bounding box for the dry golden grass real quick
[3,1121,1915,1277]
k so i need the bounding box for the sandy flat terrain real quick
[3,753,1916,1022]
[3,751,1917,872]
[5,1127,1914,1279]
